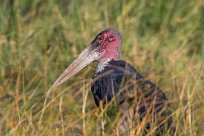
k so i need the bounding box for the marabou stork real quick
[52,29,174,135]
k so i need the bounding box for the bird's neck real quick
[96,58,112,73]
[101,44,120,60]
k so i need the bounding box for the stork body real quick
[92,59,173,134]
[52,29,174,134]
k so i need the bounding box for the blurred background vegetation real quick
[0,0,203,135]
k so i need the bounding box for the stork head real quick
[52,28,122,88]
[90,28,121,60]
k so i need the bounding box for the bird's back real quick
[91,60,174,134]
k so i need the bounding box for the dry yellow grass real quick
[0,0,203,135]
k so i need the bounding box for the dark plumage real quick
[91,60,173,134]
[92,60,143,106]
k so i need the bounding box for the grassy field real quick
[0,0,203,135]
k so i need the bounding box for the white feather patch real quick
[96,58,112,73]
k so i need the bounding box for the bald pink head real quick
[92,29,122,60]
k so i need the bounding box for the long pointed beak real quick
[52,45,101,89]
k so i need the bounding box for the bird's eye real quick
[108,37,114,42]
[99,36,103,42]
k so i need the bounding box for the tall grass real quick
[0,0,203,135]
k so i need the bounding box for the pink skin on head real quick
[96,29,122,61]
